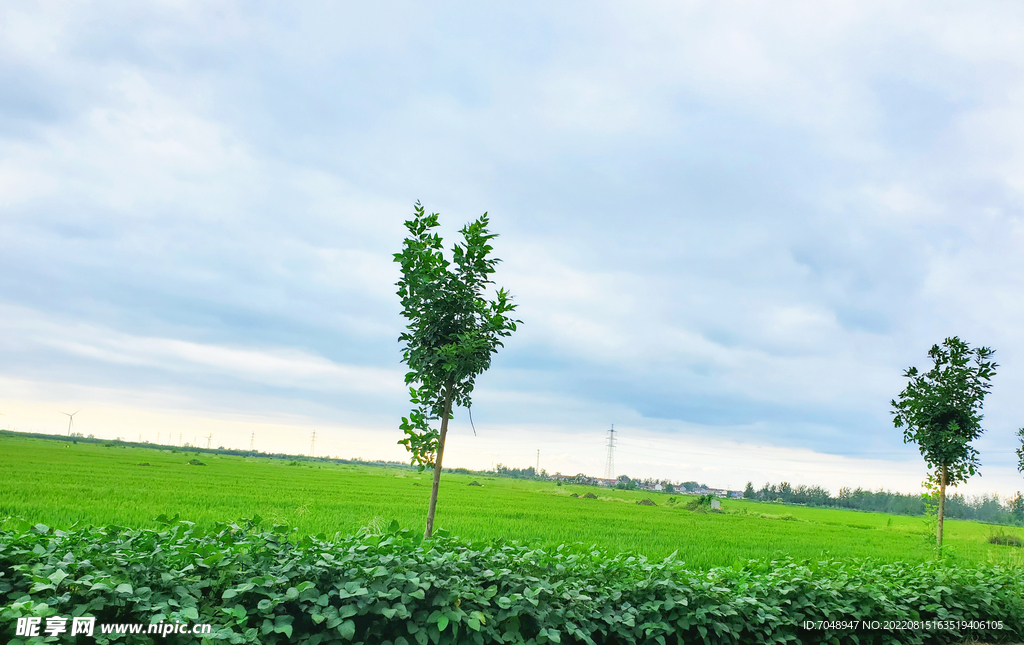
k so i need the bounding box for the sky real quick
[2,2,1024,497]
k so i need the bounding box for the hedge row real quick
[1,517,1022,644]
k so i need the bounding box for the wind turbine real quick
[61,410,80,436]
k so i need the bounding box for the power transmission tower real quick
[536,449,540,473]
[206,433,213,449]
[604,425,616,480]
[310,431,316,457]
[250,431,255,452]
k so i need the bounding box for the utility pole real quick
[536,449,540,473]
[310,431,316,457]
[604,425,616,480]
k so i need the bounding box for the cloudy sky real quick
[3,2,1024,496]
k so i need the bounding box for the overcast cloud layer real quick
[3,2,1024,496]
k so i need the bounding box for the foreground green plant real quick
[2,518,1022,644]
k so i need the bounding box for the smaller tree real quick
[1013,428,1024,525]
[743,482,756,499]
[891,337,997,548]
[1016,427,1024,474]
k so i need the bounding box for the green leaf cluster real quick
[2,518,1022,644]
[1016,427,1024,474]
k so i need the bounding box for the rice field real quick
[2,434,1022,569]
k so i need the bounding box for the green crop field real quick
[1,434,1022,569]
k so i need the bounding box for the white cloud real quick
[0,305,403,395]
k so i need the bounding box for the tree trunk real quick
[424,380,455,539]
[937,465,947,549]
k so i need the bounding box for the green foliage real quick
[891,337,997,487]
[394,202,520,470]
[2,519,1022,645]
[921,495,939,544]
[988,531,1023,547]
[1016,427,1024,474]
[1011,492,1024,525]
[686,495,716,512]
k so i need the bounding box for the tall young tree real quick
[891,337,997,548]
[395,202,520,538]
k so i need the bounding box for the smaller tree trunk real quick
[424,381,455,539]
[937,465,947,549]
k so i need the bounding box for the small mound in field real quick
[570,493,579,498]
[583,493,598,499]
[187,459,206,466]
[989,534,1023,547]
[468,481,483,487]
[412,482,421,486]
[137,462,150,466]
[637,498,656,506]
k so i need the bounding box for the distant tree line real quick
[744,481,1024,526]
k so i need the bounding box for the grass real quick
[2,434,1023,569]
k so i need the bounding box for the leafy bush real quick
[1,518,1022,644]
[686,495,716,512]
[989,532,1024,547]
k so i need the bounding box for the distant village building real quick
[691,487,729,498]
